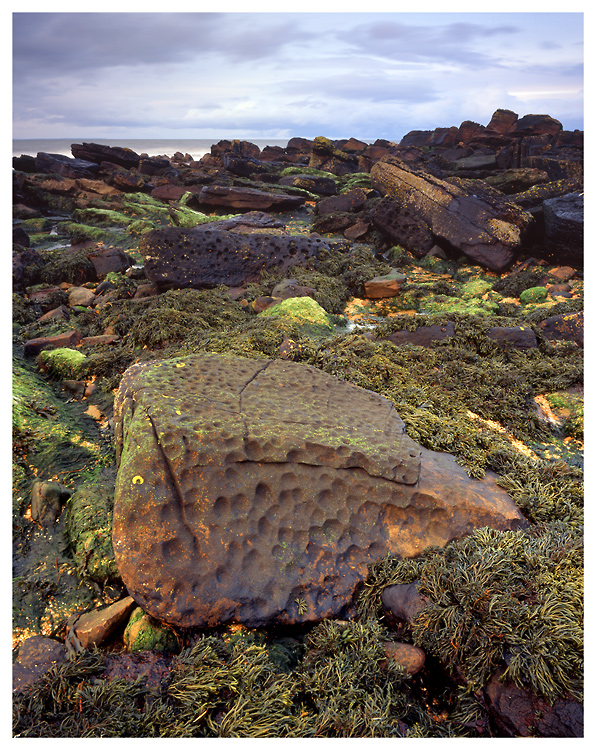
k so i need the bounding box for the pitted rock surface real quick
[112,354,525,628]
[139,227,330,289]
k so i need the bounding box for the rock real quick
[519,286,548,305]
[278,174,338,196]
[343,220,370,240]
[34,152,99,179]
[315,188,368,214]
[38,305,70,323]
[252,296,281,313]
[80,334,121,347]
[270,278,317,301]
[71,142,141,169]
[543,192,583,267]
[150,184,191,202]
[30,480,71,526]
[371,155,533,272]
[538,311,583,347]
[483,667,583,737]
[511,114,563,137]
[259,297,335,336]
[70,596,137,650]
[381,582,428,624]
[13,247,46,291]
[13,636,67,692]
[377,322,456,348]
[197,185,305,211]
[87,245,132,277]
[139,226,330,289]
[487,326,538,349]
[370,195,434,257]
[450,154,497,171]
[483,168,550,195]
[363,270,406,299]
[123,607,179,653]
[23,329,83,357]
[68,286,96,307]
[103,650,174,691]
[308,136,359,176]
[485,108,519,134]
[549,266,577,282]
[381,641,426,676]
[112,353,525,629]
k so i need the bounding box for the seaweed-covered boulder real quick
[139,226,331,289]
[370,155,533,271]
[112,353,525,629]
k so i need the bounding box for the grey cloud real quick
[340,18,518,67]
[13,12,313,83]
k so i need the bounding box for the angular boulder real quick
[543,192,583,267]
[370,155,533,271]
[112,354,525,629]
[197,185,305,211]
[139,226,331,289]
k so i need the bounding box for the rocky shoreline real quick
[12,109,583,737]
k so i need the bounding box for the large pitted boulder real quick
[112,354,525,629]
[370,155,533,271]
[139,226,331,289]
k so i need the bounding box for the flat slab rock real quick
[139,226,330,289]
[113,354,525,628]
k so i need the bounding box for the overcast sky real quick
[12,7,584,142]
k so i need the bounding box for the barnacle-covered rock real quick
[112,353,525,628]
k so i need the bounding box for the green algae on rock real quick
[38,347,88,380]
[258,296,337,337]
[123,607,179,653]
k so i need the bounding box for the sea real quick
[12,138,295,161]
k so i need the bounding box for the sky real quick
[11,4,585,143]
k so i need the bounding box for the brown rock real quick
[271,278,317,301]
[87,245,132,277]
[70,596,137,650]
[487,326,538,349]
[486,108,519,134]
[343,220,370,240]
[538,311,583,346]
[316,188,367,215]
[382,641,426,676]
[38,304,70,323]
[371,155,532,272]
[24,329,83,357]
[363,270,406,299]
[378,322,456,348]
[13,636,67,692]
[381,582,429,624]
[549,266,577,282]
[198,185,305,211]
[252,296,281,313]
[30,480,71,526]
[112,354,525,629]
[68,286,96,307]
[484,667,583,737]
[80,334,121,346]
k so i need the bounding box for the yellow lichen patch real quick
[132,475,144,485]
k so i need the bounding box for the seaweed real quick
[358,524,583,704]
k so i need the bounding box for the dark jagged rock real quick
[34,152,99,179]
[278,174,338,196]
[71,142,141,169]
[543,192,583,267]
[139,225,330,289]
[112,353,525,629]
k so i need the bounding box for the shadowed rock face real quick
[139,227,331,289]
[112,354,526,628]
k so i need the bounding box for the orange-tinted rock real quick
[23,329,83,356]
[382,641,426,676]
[112,354,525,629]
[363,270,406,299]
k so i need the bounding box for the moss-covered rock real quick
[123,607,179,653]
[64,471,119,581]
[520,286,548,305]
[259,296,336,337]
[38,347,87,379]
